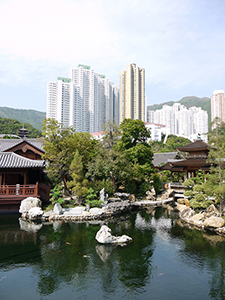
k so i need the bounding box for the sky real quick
[0,0,225,112]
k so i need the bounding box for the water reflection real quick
[1,209,225,299]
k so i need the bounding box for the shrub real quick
[49,185,65,205]
[85,188,104,208]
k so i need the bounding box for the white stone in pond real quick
[90,208,105,215]
[95,225,132,244]
[53,203,63,215]
[19,197,42,213]
[28,207,44,219]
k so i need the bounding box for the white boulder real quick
[19,197,42,213]
[53,203,63,215]
[95,225,132,244]
[28,207,44,219]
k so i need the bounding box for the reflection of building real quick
[47,65,119,133]
[211,90,225,128]
[0,135,50,212]
[119,63,145,123]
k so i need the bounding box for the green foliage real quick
[42,118,96,194]
[193,184,204,193]
[150,135,191,153]
[90,179,115,197]
[207,118,225,212]
[184,190,193,197]
[0,117,42,138]
[49,185,64,205]
[67,150,89,204]
[85,188,104,208]
[118,118,151,150]
[183,178,195,187]
[151,173,162,194]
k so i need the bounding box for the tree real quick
[86,122,132,192]
[42,118,96,196]
[118,119,156,194]
[118,118,151,150]
[206,117,225,213]
[67,150,89,204]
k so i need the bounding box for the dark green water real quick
[1,208,225,300]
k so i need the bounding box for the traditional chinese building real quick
[161,139,212,182]
[0,136,50,212]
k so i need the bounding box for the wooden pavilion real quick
[161,139,212,182]
[0,138,50,212]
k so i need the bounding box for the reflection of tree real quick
[111,213,155,289]
[170,224,225,299]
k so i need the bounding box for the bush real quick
[184,190,193,197]
[85,188,104,208]
[49,185,65,205]
[90,179,115,196]
[183,178,195,187]
[193,184,204,193]
[151,173,162,195]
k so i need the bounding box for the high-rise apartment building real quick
[47,65,119,133]
[211,90,225,128]
[119,63,145,123]
[148,103,208,140]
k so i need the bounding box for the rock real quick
[95,225,132,244]
[146,190,156,200]
[114,192,130,199]
[100,188,105,202]
[90,208,105,215]
[109,197,121,202]
[179,207,195,219]
[19,197,42,214]
[28,207,44,219]
[176,204,188,212]
[203,216,225,228]
[129,194,136,202]
[161,188,174,199]
[206,204,221,217]
[191,213,205,221]
[177,198,190,207]
[53,203,63,215]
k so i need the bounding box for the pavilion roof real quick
[0,152,45,169]
[177,139,210,152]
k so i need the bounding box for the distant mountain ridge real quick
[0,107,46,131]
[147,96,211,124]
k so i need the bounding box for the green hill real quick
[0,107,46,131]
[147,96,211,124]
[0,117,42,138]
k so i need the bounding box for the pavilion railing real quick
[0,183,38,197]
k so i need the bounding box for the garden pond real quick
[1,207,225,300]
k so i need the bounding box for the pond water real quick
[1,208,225,300]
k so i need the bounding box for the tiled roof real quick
[177,140,209,152]
[0,152,45,168]
[152,152,181,167]
[0,138,44,152]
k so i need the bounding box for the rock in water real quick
[19,197,42,213]
[95,225,132,244]
[28,207,44,219]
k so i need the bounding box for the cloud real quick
[0,0,225,109]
